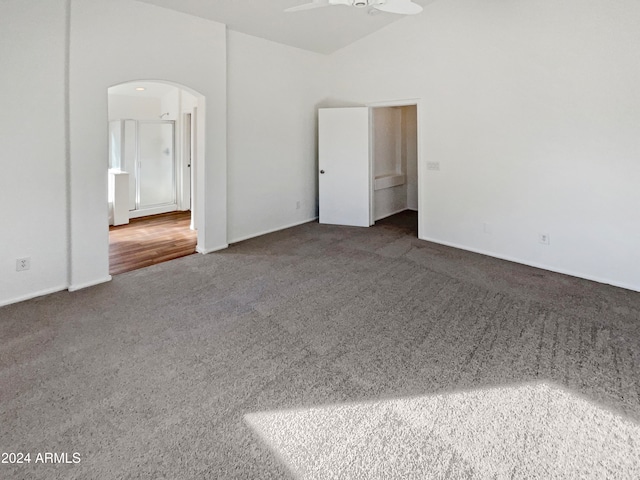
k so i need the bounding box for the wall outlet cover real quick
[16,257,31,271]
[427,162,440,171]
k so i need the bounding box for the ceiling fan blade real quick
[285,0,331,12]
[374,0,423,15]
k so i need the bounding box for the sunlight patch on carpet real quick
[245,382,640,479]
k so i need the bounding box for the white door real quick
[318,107,371,227]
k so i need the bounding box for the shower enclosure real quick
[109,119,176,215]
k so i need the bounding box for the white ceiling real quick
[135,0,431,54]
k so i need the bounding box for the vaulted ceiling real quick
[135,0,432,54]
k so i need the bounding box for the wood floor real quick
[109,211,197,275]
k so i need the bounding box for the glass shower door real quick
[138,121,175,208]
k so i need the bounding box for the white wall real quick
[0,0,69,306]
[108,95,162,120]
[4,0,639,307]
[373,108,402,176]
[227,31,328,242]
[2,0,327,305]
[374,187,406,222]
[373,107,407,220]
[69,0,227,289]
[329,0,640,291]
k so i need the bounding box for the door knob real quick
[320,170,325,174]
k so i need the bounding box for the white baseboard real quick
[375,208,411,222]
[0,285,69,308]
[196,244,229,254]
[68,275,113,292]
[420,236,640,293]
[229,217,319,244]
[129,205,178,219]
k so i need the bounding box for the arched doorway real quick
[106,80,203,274]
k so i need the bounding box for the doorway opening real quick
[317,101,421,236]
[107,81,199,275]
[370,104,418,235]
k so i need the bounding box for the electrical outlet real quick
[427,162,440,171]
[16,257,31,271]
[539,234,550,245]
[483,222,491,234]
[296,201,301,210]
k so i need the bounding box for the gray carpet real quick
[246,382,640,479]
[1,211,640,479]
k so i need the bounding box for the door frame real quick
[182,112,192,215]
[366,98,423,237]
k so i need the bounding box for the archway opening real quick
[106,80,203,275]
